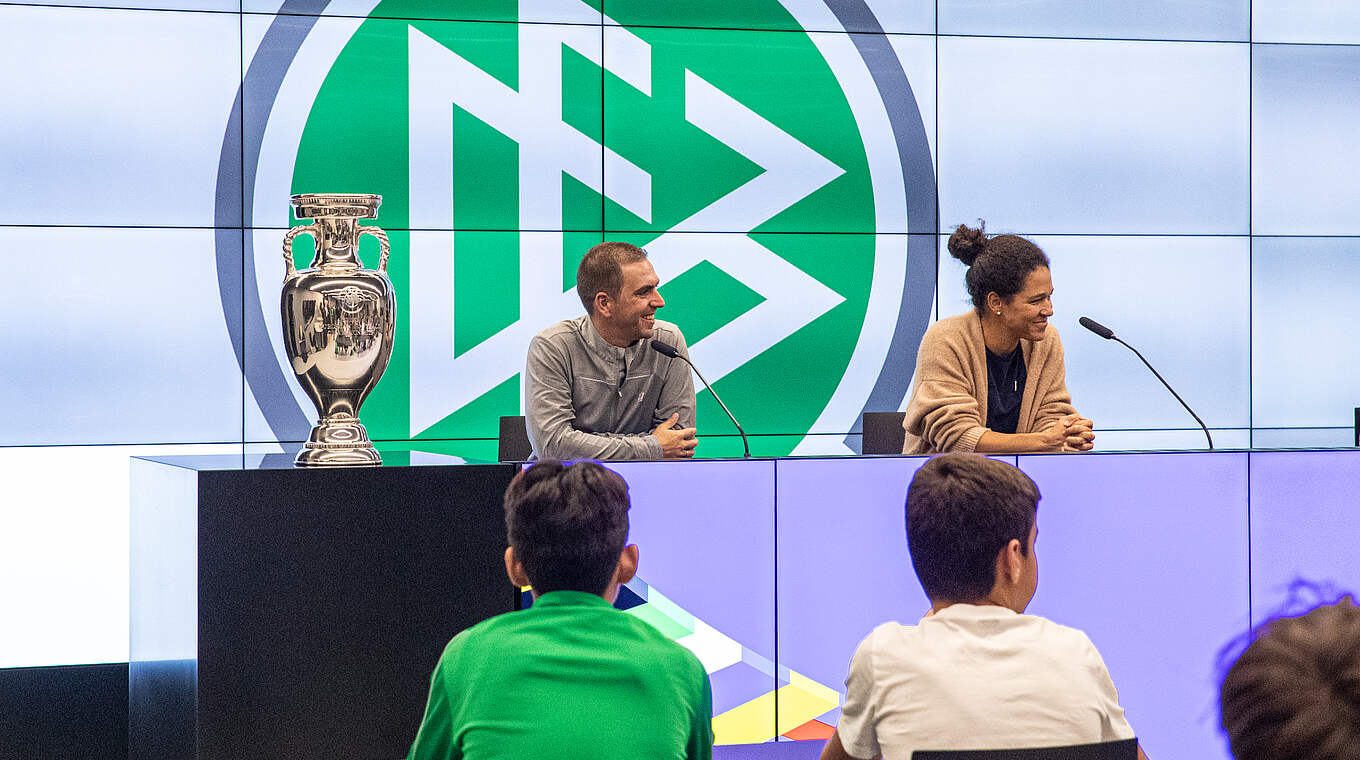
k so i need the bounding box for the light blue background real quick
[1252,44,1360,235]
[938,36,1249,236]
[0,6,241,227]
[0,227,244,445]
[1253,1,1360,44]
[1251,237,1360,432]
[940,0,1250,42]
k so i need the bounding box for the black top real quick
[985,345,1027,434]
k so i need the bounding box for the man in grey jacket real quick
[524,242,699,460]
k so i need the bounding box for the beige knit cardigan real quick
[901,311,1078,454]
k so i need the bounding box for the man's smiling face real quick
[604,259,666,345]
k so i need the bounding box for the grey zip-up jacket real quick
[525,315,697,460]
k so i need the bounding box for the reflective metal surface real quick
[281,193,395,466]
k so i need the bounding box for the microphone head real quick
[1079,316,1116,340]
[649,339,679,358]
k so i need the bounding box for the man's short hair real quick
[504,460,631,595]
[1219,597,1360,760]
[576,242,648,314]
[905,453,1040,602]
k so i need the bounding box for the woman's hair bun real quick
[947,223,987,267]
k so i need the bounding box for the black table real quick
[129,453,519,760]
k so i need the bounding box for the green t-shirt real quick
[407,590,714,760]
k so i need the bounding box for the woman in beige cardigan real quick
[902,224,1095,454]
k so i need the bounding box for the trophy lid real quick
[290,193,382,220]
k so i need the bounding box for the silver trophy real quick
[281,194,396,466]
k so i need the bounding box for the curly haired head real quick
[1220,597,1360,760]
[948,222,1050,311]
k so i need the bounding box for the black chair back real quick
[862,411,907,455]
[913,738,1138,760]
[498,415,532,462]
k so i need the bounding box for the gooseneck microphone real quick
[1078,316,1213,450]
[650,339,750,457]
[1077,316,1114,340]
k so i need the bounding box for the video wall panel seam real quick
[1245,449,1254,629]
[20,227,1360,239]
[771,455,780,741]
[933,0,941,325]
[937,32,1252,45]
[1247,6,1254,447]
[599,18,606,236]
[239,5,247,448]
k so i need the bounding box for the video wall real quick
[607,450,1360,759]
[3,0,1360,670]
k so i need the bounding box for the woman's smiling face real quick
[997,266,1054,343]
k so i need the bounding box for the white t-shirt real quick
[836,604,1135,760]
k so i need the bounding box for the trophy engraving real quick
[281,193,396,466]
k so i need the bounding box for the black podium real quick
[130,454,520,760]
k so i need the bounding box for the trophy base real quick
[295,415,383,467]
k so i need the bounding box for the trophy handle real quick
[359,226,391,273]
[283,223,319,279]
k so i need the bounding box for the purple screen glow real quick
[589,450,1357,759]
